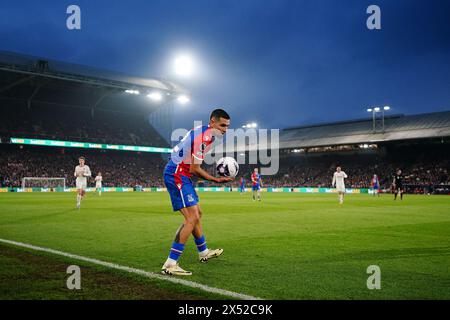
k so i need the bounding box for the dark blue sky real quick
[1,0,449,129]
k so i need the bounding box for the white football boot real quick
[161,263,192,276]
[199,248,224,263]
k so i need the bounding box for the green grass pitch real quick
[0,192,449,299]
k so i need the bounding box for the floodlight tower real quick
[381,106,390,132]
[367,106,390,133]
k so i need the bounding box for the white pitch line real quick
[0,238,260,300]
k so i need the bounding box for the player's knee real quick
[187,215,199,226]
[185,207,200,225]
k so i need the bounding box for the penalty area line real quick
[0,238,261,300]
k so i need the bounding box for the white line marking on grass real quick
[0,238,260,300]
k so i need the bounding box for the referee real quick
[392,169,404,200]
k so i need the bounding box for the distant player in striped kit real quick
[161,109,233,276]
[74,156,91,209]
[251,168,262,201]
[239,177,246,194]
[371,174,380,197]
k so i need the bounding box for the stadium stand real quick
[1,108,449,192]
[0,104,167,147]
[261,147,450,191]
[0,50,188,146]
[0,51,178,189]
[2,142,448,193]
[0,145,166,188]
[236,143,449,192]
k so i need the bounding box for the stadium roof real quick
[226,111,450,153]
[279,111,450,149]
[0,51,188,115]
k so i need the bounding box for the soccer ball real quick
[216,157,239,178]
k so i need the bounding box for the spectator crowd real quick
[1,105,448,194]
[1,146,449,194]
[0,106,167,147]
[0,147,166,188]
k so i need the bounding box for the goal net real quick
[22,177,66,189]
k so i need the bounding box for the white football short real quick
[76,179,87,190]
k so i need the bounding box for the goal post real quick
[22,177,66,190]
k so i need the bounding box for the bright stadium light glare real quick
[125,89,140,95]
[147,91,163,101]
[374,107,381,112]
[367,108,373,112]
[174,55,194,77]
[242,122,257,128]
[177,95,190,104]
[384,106,390,111]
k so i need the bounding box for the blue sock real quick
[169,242,185,261]
[194,235,207,253]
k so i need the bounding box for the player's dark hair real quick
[79,156,85,161]
[210,109,230,121]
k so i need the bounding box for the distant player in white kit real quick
[95,172,102,196]
[332,166,348,204]
[74,156,91,209]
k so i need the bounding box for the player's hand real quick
[215,177,234,183]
